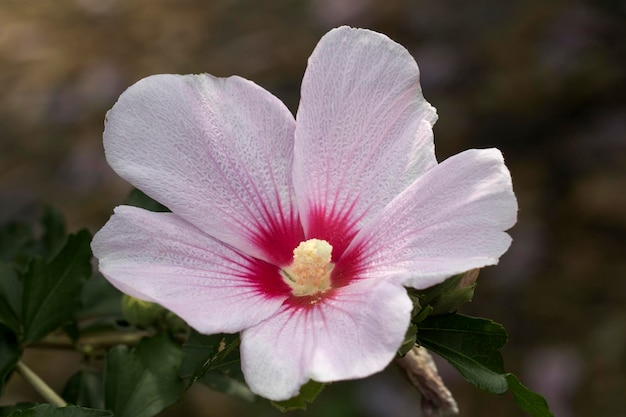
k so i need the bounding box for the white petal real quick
[294,26,437,249]
[240,280,412,400]
[345,148,518,289]
[104,74,302,265]
[91,205,288,334]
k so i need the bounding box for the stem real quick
[30,331,188,360]
[32,331,151,351]
[395,346,459,416]
[15,361,67,407]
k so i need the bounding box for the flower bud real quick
[121,294,165,328]
[417,269,480,316]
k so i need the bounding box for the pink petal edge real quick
[344,148,518,289]
[294,26,438,247]
[91,205,289,334]
[240,279,412,400]
[103,74,303,265]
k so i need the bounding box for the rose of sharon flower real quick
[91,26,517,400]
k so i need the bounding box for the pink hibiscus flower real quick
[91,26,517,400]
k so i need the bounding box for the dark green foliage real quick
[7,404,113,417]
[180,330,252,401]
[398,323,417,357]
[21,230,92,345]
[416,313,554,417]
[417,313,508,393]
[0,205,553,417]
[413,272,477,316]
[0,404,36,417]
[104,334,183,417]
[0,326,19,395]
[62,370,105,410]
[506,374,554,417]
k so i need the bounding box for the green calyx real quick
[412,269,479,319]
[121,295,166,329]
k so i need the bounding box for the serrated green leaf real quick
[0,325,20,395]
[271,380,326,412]
[7,404,112,417]
[21,230,92,345]
[104,334,183,417]
[417,314,554,416]
[62,370,104,409]
[125,189,169,212]
[506,374,554,417]
[417,314,508,394]
[0,403,36,417]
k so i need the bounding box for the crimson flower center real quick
[280,239,333,297]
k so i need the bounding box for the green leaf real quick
[104,334,183,417]
[125,189,169,212]
[0,404,36,417]
[0,262,21,333]
[416,313,508,393]
[180,330,251,400]
[412,303,433,324]
[0,297,19,334]
[0,325,20,395]
[180,331,239,376]
[7,404,113,417]
[199,372,255,402]
[506,374,554,417]
[179,330,222,378]
[62,370,105,409]
[180,331,241,387]
[415,272,477,316]
[271,380,326,412]
[417,314,554,416]
[417,274,464,306]
[21,230,92,345]
[398,323,417,356]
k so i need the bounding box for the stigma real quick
[281,239,333,297]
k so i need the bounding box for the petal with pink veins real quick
[240,279,412,401]
[91,205,290,334]
[104,74,302,266]
[294,26,438,256]
[343,148,518,289]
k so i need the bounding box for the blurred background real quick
[0,0,624,416]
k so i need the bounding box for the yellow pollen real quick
[281,239,333,297]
